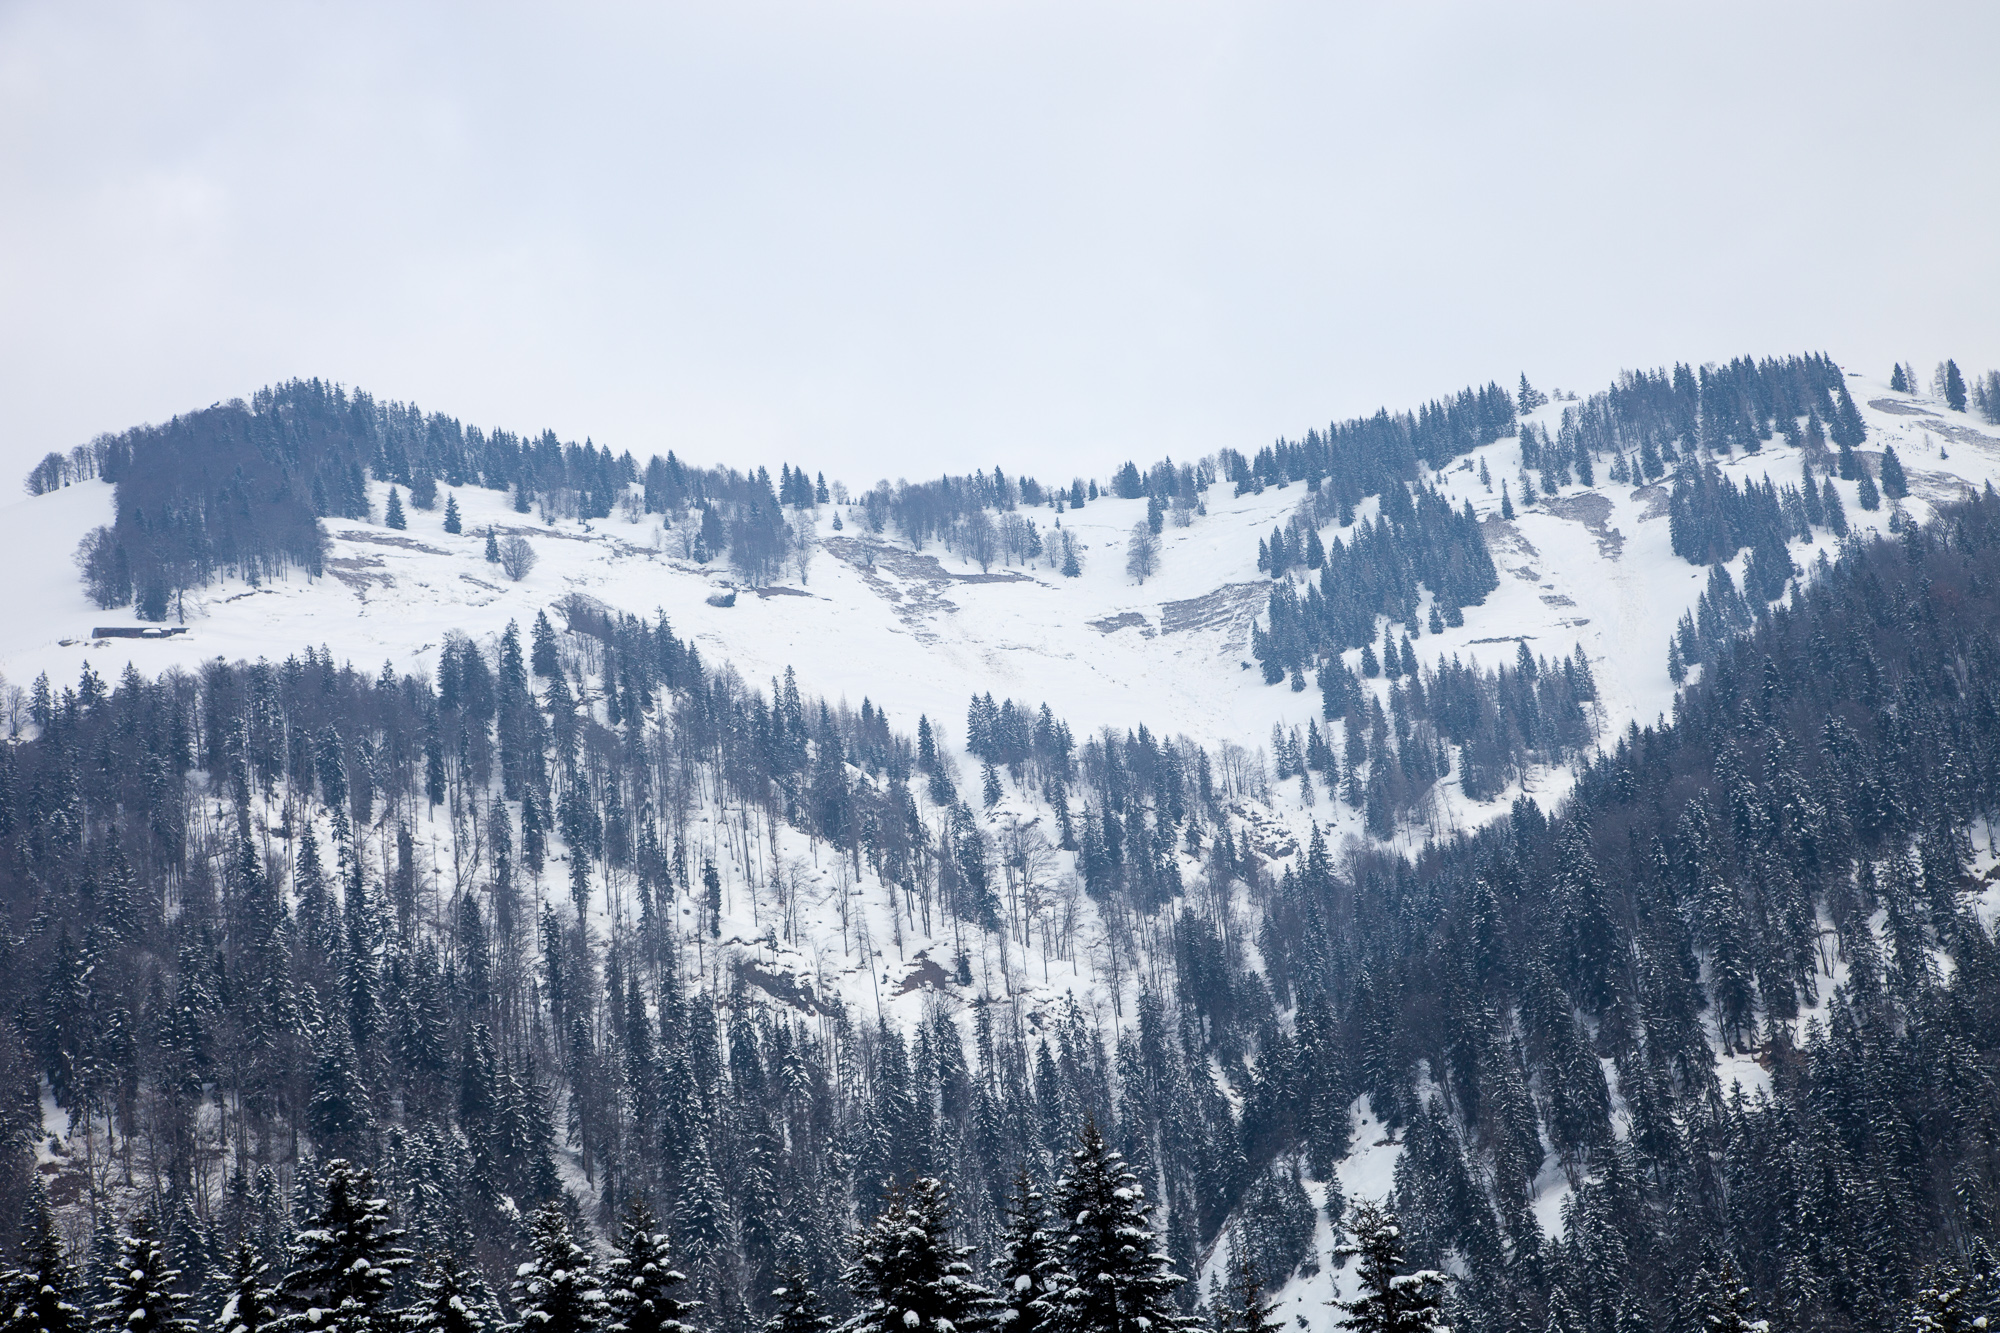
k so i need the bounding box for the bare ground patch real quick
[823,538,967,643]
[1088,611,1153,636]
[326,553,394,598]
[1869,398,1937,417]
[1158,582,1270,653]
[1541,492,1625,560]
[333,530,449,556]
[1482,515,1541,561]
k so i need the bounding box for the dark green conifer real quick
[605,1201,692,1333]
[844,1178,996,1333]
[1329,1201,1447,1333]
[96,1215,186,1333]
[511,1204,606,1333]
[274,1161,412,1333]
[1046,1122,1191,1333]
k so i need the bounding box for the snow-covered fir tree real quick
[5,1182,85,1333]
[1330,1203,1448,1333]
[842,1178,996,1333]
[94,1215,190,1333]
[762,1262,831,1333]
[273,1161,413,1333]
[215,1241,277,1333]
[604,1202,693,1333]
[1045,1122,1192,1333]
[400,1257,499,1333]
[1209,1247,1281,1333]
[993,1174,1057,1333]
[510,1204,607,1333]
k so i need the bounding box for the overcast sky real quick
[3,2,1996,491]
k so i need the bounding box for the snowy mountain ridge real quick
[9,362,2000,1333]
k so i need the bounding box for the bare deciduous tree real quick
[1125,521,1159,584]
[499,535,537,581]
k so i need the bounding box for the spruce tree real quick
[762,1263,830,1333]
[1046,1122,1191,1333]
[511,1204,606,1333]
[386,488,407,531]
[8,1180,84,1333]
[1945,359,1967,411]
[485,529,501,564]
[1857,468,1881,512]
[165,1199,213,1311]
[994,1173,1058,1333]
[1516,374,1545,414]
[1821,478,1848,536]
[1831,383,1868,448]
[1880,446,1908,500]
[605,1202,692,1333]
[400,1257,497,1333]
[1695,1264,1762,1333]
[216,1240,276,1333]
[274,1160,412,1333]
[1212,1250,1281,1333]
[1904,1240,1999,1333]
[843,1178,996,1333]
[443,496,462,535]
[1329,1202,1447,1333]
[95,1215,188,1333]
[532,612,560,679]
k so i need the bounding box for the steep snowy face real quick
[4,369,1994,808]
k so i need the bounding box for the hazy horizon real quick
[4,1,1996,492]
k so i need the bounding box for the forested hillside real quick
[8,358,2000,1333]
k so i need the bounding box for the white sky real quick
[2,2,1996,492]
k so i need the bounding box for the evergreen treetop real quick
[532,612,560,679]
[1329,1202,1448,1333]
[1046,1121,1192,1333]
[9,1181,85,1333]
[994,1174,1058,1333]
[842,1178,996,1333]
[273,1160,413,1333]
[95,1214,191,1333]
[400,1256,499,1333]
[605,1202,693,1333]
[511,1204,606,1333]
[1209,1247,1281,1333]
[216,1240,277,1333]
[764,1262,832,1333]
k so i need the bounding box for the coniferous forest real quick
[11,361,2000,1333]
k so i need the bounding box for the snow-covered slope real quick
[5,371,1993,825]
[9,369,2000,1321]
